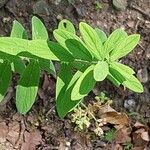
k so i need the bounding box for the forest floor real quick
[0,0,149,149]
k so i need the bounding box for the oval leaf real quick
[104,28,127,55]
[65,39,92,61]
[53,29,83,49]
[107,73,121,87]
[79,22,103,59]
[94,61,109,81]
[123,75,144,93]
[71,65,96,101]
[56,63,82,118]
[110,34,140,61]
[32,16,48,40]
[11,20,28,39]
[0,61,12,102]
[58,19,76,34]
[95,28,107,43]
[16,60,40,114]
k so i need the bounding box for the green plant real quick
[0,16,56,114]
[94,0,103,11]
[95,91,110,103]
[123,142,133,150]
[0,17,143,118]
[103,129,116,142]
[54,20,143,118]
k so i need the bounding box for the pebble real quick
[112,0,127,10]
[124,99,136,111]
[33,0,51,15]
[137,68,149,83]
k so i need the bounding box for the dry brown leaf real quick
[133,146,147,150]
[132,129,149,147]
[141,132,149,141]
[105,143,123,150]
[0,122,9,143]
[134,122,145,128]
[115,127,131,144]
[98,104,116,115]
[132,121,149,148]
[21,130,42,150]
[88,102,129,130]
[6,121,20,146]
[114,144,123,150]
[101,112,129,129]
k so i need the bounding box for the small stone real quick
[54,0,61,5]
[137,68,149,83]
[0,0,8,8]
[33,0,51,15]
[112,0,127,10]
[127,21,135,28]
[124,99,136,111]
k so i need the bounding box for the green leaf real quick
[95,28,107,43]
[16,60,40,114]
[109,67,126,83]
[79,22,103,59]
[71,65,96,101]
[94,61,109,81]
[48,41,74,62]
[0,61,12,102]
[53,29,83,48]
[38,59,56,77]
[58,19,76,34]
[122,75,144,93]
[107,73,121,87]
[11,58,25,74]
[0,38,58,61]
[113,0,127,10]
[10,20,26,74]
[110,62,133,79]
[32,16,56,76]
[110,34,140,61]
[104,28,127,55]
[56,63,82,118]
[11,20,28,39]
[65,39,92,61]
[32,16,48,40]
[109,63,144,93]
[110,62,135,74]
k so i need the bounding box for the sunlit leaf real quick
[94,61,109,81]
[79,22,103,59]
[58,19,76,34]
[71,65,96,100]
[16,60,40,114]
[110,34,140,61]
[32,16,48,40]
[95,28,107,43]
[11,20,28,39]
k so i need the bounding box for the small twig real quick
[15,117,26,148]
[46,105,55,117]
